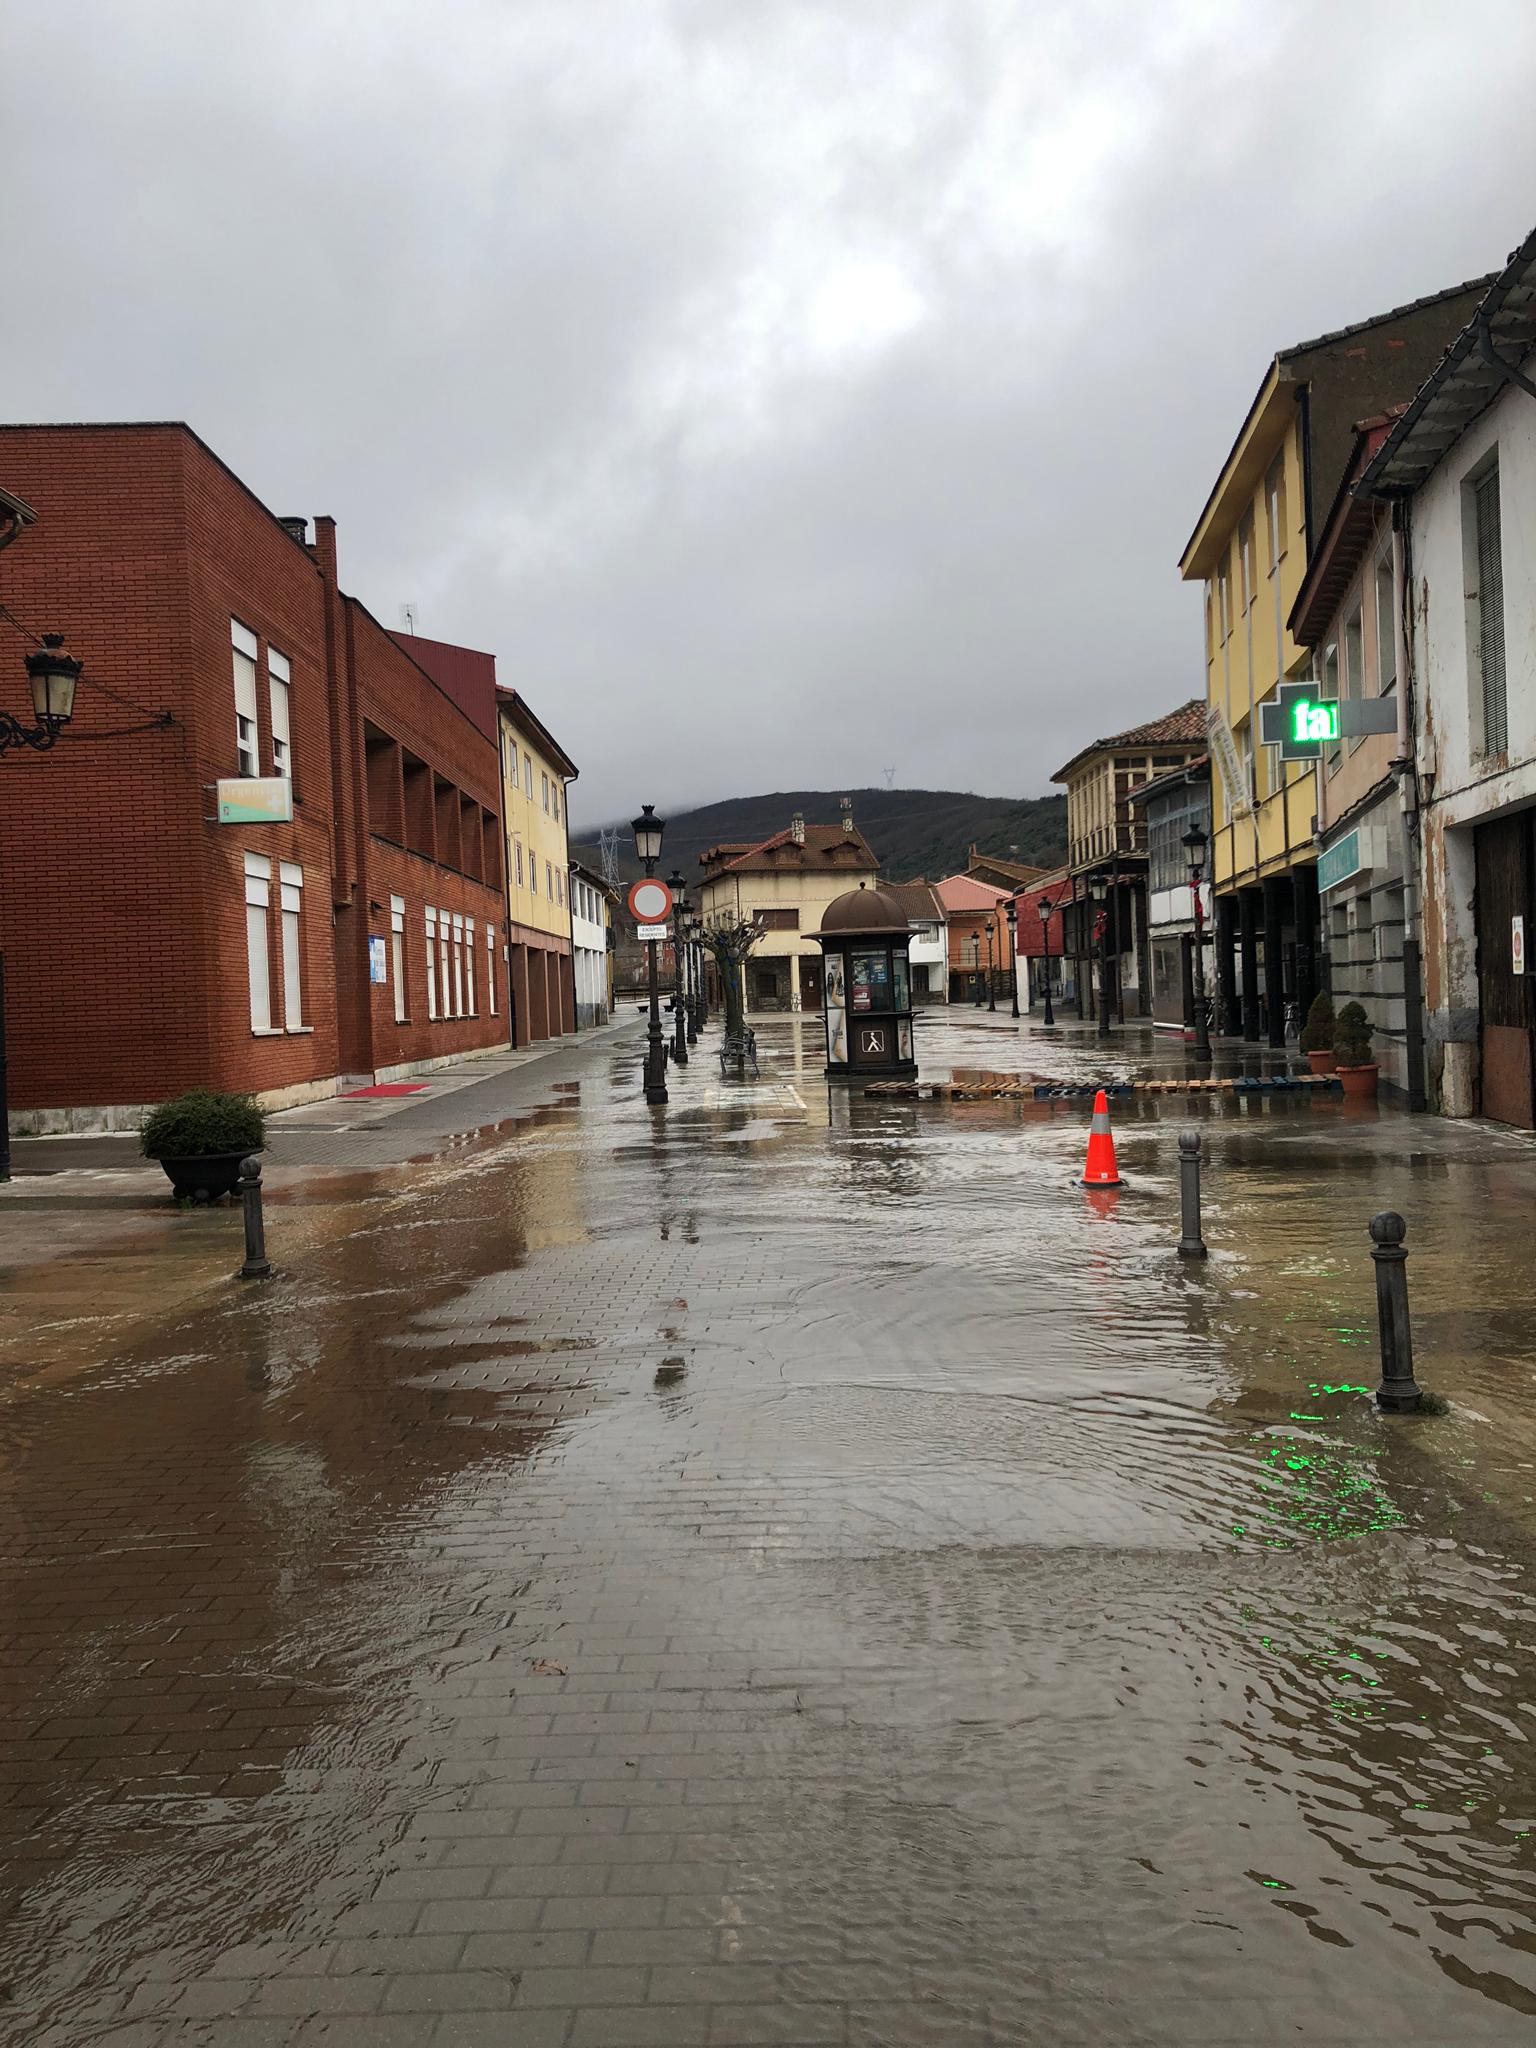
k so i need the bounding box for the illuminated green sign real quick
[1291,700,1338,745]
[1258,682,1339,761]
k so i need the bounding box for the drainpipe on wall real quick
[1393,507,1428,1113]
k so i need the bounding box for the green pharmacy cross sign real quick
[1259,682,1339,761]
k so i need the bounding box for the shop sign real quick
[1258,682,1339,760]
[1515,915,1526,977]
[368,936,387,983]
[1205,705,1252,820]
[1317,829,1363,895]
[216,776,294,825]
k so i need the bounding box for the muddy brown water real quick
[2,1015,1536,2043]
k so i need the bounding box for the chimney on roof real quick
[279,516,309,545]
[790,812,805,845]
[840,795,853,835]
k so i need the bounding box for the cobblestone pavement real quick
[5,1013,1536,2045]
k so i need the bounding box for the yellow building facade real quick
[497,691,578,1046]
[698,811,879,1012]
[1180,371,1313,893]
[1178,278,1490,1044]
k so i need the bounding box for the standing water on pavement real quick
[2,1012,1536,2046]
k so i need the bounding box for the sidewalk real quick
[0,1019,647,1351]
[3,1014,645,1178]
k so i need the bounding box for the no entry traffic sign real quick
[627,877,673,927]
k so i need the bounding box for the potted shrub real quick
[141,1089,265,1201]
[1333,1001,1378,1100]
[1299,992,1336,1074]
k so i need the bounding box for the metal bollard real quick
[1370,1211,1420,1411]
[237,1154,272,1281]
[1176,1127,1207,1260]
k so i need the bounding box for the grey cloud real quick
[5,0,1535,825]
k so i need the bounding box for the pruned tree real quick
[702,915,764,1071]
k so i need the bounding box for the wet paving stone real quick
[4,1014,1536,2044]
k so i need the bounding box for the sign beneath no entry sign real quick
[627,878,674,926]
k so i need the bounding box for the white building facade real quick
[889,883,948,1001]
[1362,229,1536,1124]
[568,865,612,1029]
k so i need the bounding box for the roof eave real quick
[1359,231,1536,498]
[1179,362,1294,580]
[496,685,579,779]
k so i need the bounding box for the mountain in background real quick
[573,787,1066,887]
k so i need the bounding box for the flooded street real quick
[5,1011,1536,2046]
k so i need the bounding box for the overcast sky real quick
[5,2,1535,826]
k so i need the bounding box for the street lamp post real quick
[985,922,997,1011]
[971,933,983,1005]
[1005,900,1020,1018]
[1037,897,1056,1028]
[632,804,668,1105]
[0,635,84,1181]
[691,914,708,1029]
[1182,821,1211,1059]
[1090,872,1110,1040]
[684,913,700,1044]
[668,870,689,1067]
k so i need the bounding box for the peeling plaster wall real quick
[1410,370,1536,1114]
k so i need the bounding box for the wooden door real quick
[1475,812,1535,1127]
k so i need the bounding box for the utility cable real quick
[0,598,175,728]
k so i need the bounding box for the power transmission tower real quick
[882,767,896,789]
[598,828,622,891]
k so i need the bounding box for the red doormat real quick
[340,1083,429,1098]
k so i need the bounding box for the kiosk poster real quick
[850,950,889,1014]
[824,957,848,1063]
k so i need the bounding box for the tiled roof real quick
[966,850,1050,887]
[1280,273,1499,360]
[1051,699,1207,783]
[934,874,1009,913]
[886,881,943,921]
[1360,223,1536,497]
[1126,755,1210,808]
[716,823,878,875]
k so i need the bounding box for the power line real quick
[0,599,175,728]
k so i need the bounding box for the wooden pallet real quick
[864,1074,1339,1103]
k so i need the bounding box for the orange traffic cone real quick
[1080,1089,1124,1187]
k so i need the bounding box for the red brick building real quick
[0,422,516,1129]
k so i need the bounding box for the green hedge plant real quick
[1299,991,1334,1053]
[140,1089,265,1160]
[1333,1001,1374,1068]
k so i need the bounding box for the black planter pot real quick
[154,1151,251,1202]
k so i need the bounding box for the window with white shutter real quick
[279,862,304,1029]
[391,895,406,1023]
[244,852,273,1030]
[232,621,259,777]
[269,647,292,778]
